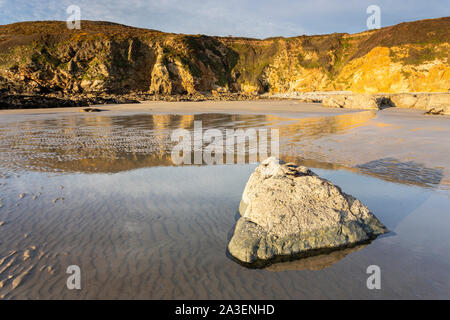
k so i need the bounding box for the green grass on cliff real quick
[390,45,449,65]
[352,17,450,60]
[226,40,280,88]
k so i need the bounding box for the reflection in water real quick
[0,111,449,299]
[277,110,376,143]
[264,244,367,272]
[0,111,444,188]
[1,112,372,172]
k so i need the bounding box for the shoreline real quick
[0,100,362,118]
[1,91,448,115]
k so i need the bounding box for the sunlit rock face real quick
[228,157,388,265]
[322,94,381,110]
[0,17,448,102]
[389,93,450,115]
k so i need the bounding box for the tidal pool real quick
[0,108,449,299]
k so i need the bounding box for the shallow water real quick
[0,110,449,299]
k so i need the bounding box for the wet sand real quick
[0,101,449,299]
[0,100,357,117]
[1,101,448,187]
[0,165,449,299]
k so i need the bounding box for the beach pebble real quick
[23,250,31,261]
[47,266,55,274]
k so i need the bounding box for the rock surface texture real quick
[390,93,450,115]
[320,92,449,114]
[228,157,389,265]
[321,94,381,110]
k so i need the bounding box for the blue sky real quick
[0,0,448,38]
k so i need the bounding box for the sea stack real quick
[228,157,389,265]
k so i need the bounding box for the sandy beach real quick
[1,100,448,186]
[0,100,449,299]
[0,100,357,116]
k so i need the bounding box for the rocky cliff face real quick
[0,18,448,100]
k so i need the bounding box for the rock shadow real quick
[355,157,443,188]
[225,237,375,270]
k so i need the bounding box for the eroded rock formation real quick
[0,17,448,108]
[227,157,388,266]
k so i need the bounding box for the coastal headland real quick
[0,18,448,113]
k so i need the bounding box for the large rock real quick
[228,157,388,265]
[390,93,450,115]
[389,93,419,109]
[322,94,380,110]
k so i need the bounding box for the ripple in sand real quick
[0,112,448,299]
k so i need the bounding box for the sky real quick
[0,0,448,38]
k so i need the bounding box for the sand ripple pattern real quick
[0,111,449,299]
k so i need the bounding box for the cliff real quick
[0,17,448,105]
